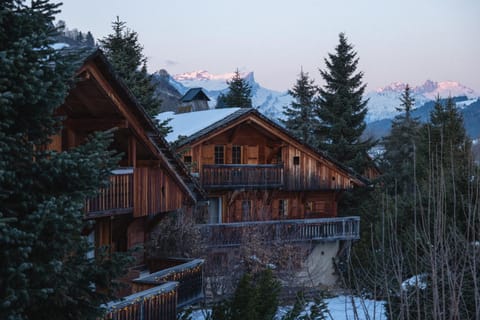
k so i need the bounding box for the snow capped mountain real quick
[168,70,479,125]
[366,80,479,122]
[171,70,293,120]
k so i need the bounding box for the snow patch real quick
[156,108,240,142]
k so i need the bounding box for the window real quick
[183,155,192,164]
[279,199,288,217]
[293,156,300,165]
[214,145,225,164]
[242,200,251,221]
[232,145,242,164]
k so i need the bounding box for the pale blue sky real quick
[55,0,479,92]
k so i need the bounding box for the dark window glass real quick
[232,145,241,164]
[184,155,192,163]
[293,156,300,165]
[214,145,224,164]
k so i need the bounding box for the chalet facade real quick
[178,88,210,113]
[161,107,369,289]
[51,50,204,319]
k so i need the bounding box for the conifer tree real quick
[382,84,421,195]
[222,69,253,108]
[282,69,320,146]
[0,1,130,319]
[317,33,374,173]
[85,31,95,47]
[99,17,168,131]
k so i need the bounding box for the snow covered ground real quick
[186,295,386,320]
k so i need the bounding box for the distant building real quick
[178,88,210,113]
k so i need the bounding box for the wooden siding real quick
[134,167,185,217]
[85,173,133,214]
[215,190,338,223]
[182,123,357,192]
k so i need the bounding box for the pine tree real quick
[222,69,253,108]
[382,85,421,196]
[0,1,131,319]
[99,17,168,131]
[417,96,472,231]
[85,31,95,47]
[282,69,320,146]
[317,33,374,173]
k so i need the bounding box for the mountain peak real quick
[376,80,477,99]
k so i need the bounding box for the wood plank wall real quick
[134,167,184,217]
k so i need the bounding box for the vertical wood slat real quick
[134,167,184,217]
[85,171,133,214]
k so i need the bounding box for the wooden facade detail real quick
[85,171,134,215]
[103,282,178,320]
[133,167,185,218]
[199,217,360,247]
[176,109,368,228]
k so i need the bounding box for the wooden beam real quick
[128,136,136,167]
[64,118,128,131]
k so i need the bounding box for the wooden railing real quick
[102,282,178,320]
[198,217,360,247]
[132,259,204,308]
[202,164,284,189]
[85,168,134,215]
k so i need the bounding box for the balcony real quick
[201,164,284,189]
[85,168,133,217]
[102,259,204,320]
[198,217,360,247]
[103,282,178,320]
[132,258,204,308]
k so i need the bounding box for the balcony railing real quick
[198,217,360,247]
[103,282,178,320]
[202,164,284,189]
[85,168,133,216]
[132,259,204,308]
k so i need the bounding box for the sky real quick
[54,0,480,92]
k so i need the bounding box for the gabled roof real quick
[76,49,205,201]
[180,88,210,102]
[174,107,370,186]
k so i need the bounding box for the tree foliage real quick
[219,70,252,108]
[99,17,169,132]
[282,69,320,146]
[317,33,374,173]
[0,1,131,319]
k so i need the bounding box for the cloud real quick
[164,59,178,67]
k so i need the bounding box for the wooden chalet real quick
[50,49,204,319]
[164,107,369,288]
[178,87,210,113]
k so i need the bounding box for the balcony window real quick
[214,145,225,164]
[279,199,288,217]
[232,145,242,164]
[293,156,300,165]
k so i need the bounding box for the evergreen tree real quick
[282,69,320,146]
[382,84,421,196]
[85,31,95,47]
[317,33,374,173]
[211,269,280,320]
[222,69,252,108]
[99,17,168,130]
[0,1,131,319]
[417,96,472,231]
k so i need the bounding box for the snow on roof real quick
[156,108,240,142]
